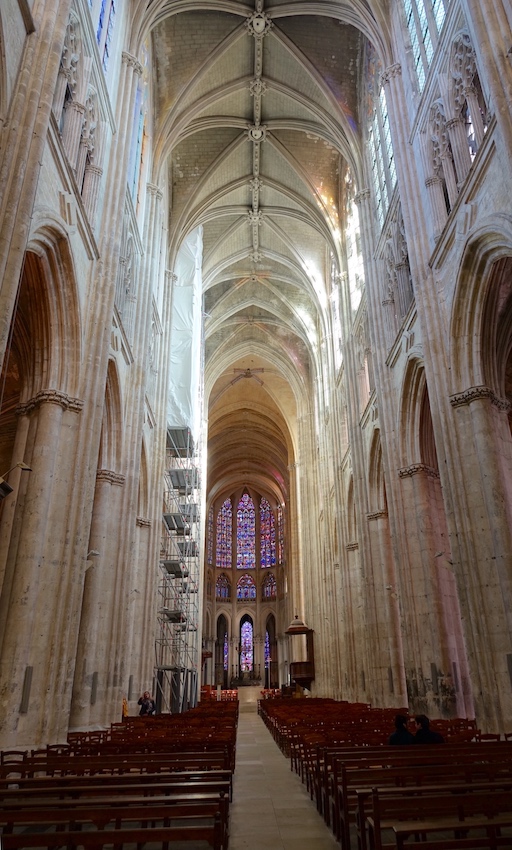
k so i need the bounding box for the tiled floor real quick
[229,709,339,850]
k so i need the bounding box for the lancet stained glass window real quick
[240,618,253,671]
[216,499,232,569]
[223,631,229,671]
[207,505,213,565]
[237,574,256,600]
[260,498,276,568]
[216,573,231,600]
[265,631,271,669]
[236,493,255,569]
[277,504,284,564]
[262,572,277,600]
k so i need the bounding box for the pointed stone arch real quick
[98,358,123,473]
[450,214,512,392]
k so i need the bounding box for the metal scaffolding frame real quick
[155,426,201,713]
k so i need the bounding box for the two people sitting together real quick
[389,713,445,745]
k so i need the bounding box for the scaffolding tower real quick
[155,426,201,713]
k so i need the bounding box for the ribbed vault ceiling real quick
[147,0,380,505]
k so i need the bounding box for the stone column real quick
[0,389,84,748]
[61,100,86,171]
[445,116,472,186]
[70,468,125,729]
[365,511,407,707]
[448,388,512,729]
[396,464,462,716]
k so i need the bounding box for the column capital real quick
[96,468,126,486]
[147,183,164,200]
[380,63,402,86]
[355,188,371,205]
[398,463,439,479]
[450,385,511,411]
[136,516,152,527]
[122,52,143,76]
[17,389,84,416]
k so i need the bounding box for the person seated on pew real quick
[388,713,414,745]
[138,691,156,716]
[413,714,445,743]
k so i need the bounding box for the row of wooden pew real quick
[0,700,239,849]
[259,697,512,850]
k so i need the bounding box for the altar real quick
[236,684,261,713]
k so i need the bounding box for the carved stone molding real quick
[450,385,511,411]
[399,463,440,479]
[136,516,152,527]
[245,11,273,37]
[17,390,84,416]
[367,509,388,521]
[96,469,126,486]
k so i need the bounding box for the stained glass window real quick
[236,493,255,569]
[277,504,284,564]
[223,631,229,670]
[237,574,256,600]
[216,499,232,568]
[207,505,213,565]
[262,572,277,600]
[260,498,276,568]
[240,618,253,671]
[403,0,448,92]
[216,573,231,600]
[265,631,271,668]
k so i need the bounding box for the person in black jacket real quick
[413,714,445,743]
[388,713,414,745]
[138,690,156,716]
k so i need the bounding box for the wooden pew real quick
[356,780,512,850]
[392,812,512,849]
[1,750,232,779]
[1,818,224,850]
[0,799,228,849]
[0,774,232,804]
[334,756,512,850]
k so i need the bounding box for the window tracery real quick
[262,572,277,600]
[237,574,256,600]
[404,0,449,91]
[216,573,231,601]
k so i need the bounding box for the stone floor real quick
[229,708,339,850]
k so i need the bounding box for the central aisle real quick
[228,708,339,850]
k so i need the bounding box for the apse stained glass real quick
[262,572,277,600]
[216,573,231,600]
[277,505,284,564]
[223,631,229,671]
[216,499,232,569]
[207,505,213,565]
[236,493,255,569]
[240,619,253,671]
[237,574,256,600]
[260,498,276,568]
